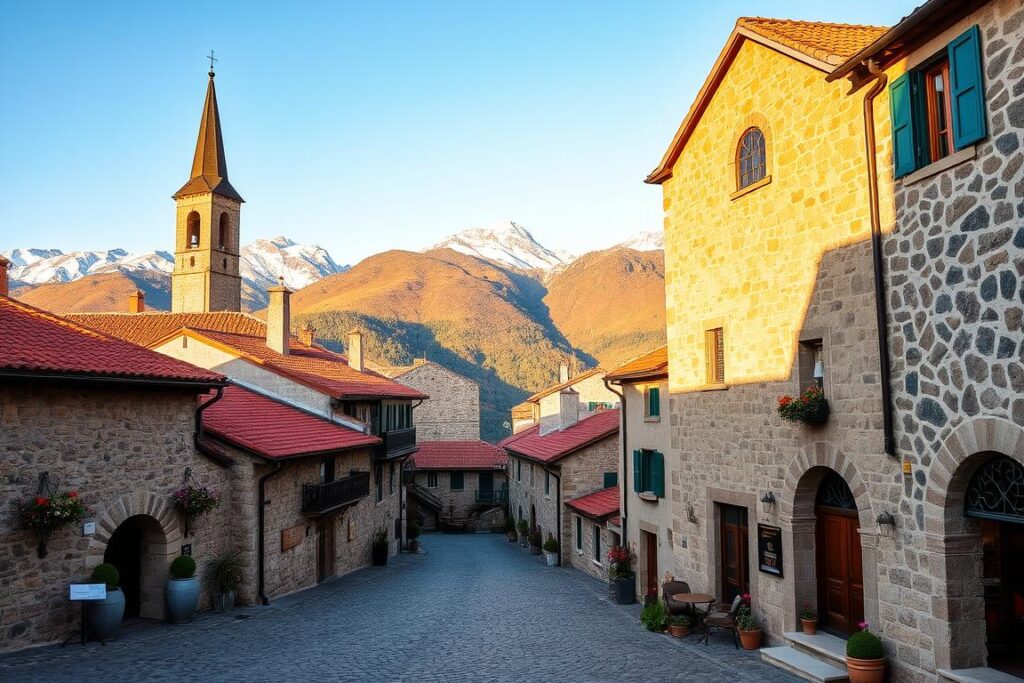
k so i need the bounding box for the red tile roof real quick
[525,367,605,403]
[737,17,888,66]
[201,385,379,459]
[605,346,668,382]
[412,441,507,470]
[0,297,225,386]
[566,486,620,520]
[503,409,619,463]
[609,515,622,527]
[66,311,266,347]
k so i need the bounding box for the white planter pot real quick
[544,551,558,566]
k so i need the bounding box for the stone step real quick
[938,668,1024,683]
[784,631,848,668]
[761,646,849,683]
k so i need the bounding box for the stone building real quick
[406,441,507,531]
[504,406,619,565]
[0,296,230,653]
[604,346,673,599]
[564,486,620,582]
[374,359,480,441]
[511,364,618,434]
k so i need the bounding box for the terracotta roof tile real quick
[411,441,507,470]
[66,311,266,347]
[605,346,668,382]
[201,386,378,459]
[0,297,224,385]
[503,409,619,463]
[737,17,888,66]
[525,367,605,404]
[566,486,620,520]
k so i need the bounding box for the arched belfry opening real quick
[187,212,201,249]
[218,212,230,250]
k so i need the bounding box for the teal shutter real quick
[948,25,987,149]
[603,471,618,488]
[651,451,665,498]
[632,450,642,493]
[889,72,926,177]
[649,387,660,417]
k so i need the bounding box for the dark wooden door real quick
[643,531,659,594]
[816,508,864,636]
[719,505,749,604]
[317,517,335,583]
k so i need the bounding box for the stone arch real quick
[729,112,773,189]
[781,442,875,528]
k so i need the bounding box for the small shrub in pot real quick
[166,555,200,624]
[87,563,125,640]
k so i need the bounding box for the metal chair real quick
[700,594,744,648]
[662,580,693,616]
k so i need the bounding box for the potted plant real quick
[640,598,668,632]
[517,520,529,547]
[165,555,200,624]
[542,534,558,566]
[777,385,830,425]
[208,552,242,612]
[736,598,763,650]
[408,522,422,553]
[372,526,389,566]
[667,614,690,638]
[505,518,517,542]
[846,622,886,683]
[800,604,818,635]
[528,531,542,555]
[86,563,124,640]
[19,490,87,558]
[607,545,636,604]
[172,484,220,537]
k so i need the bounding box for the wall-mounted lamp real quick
[876,511,896,537]
[813,360,825,380]
[686,503,698,524]
[760,491,776,514]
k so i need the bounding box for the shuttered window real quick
[593,524,602,562]
[948,25,986,149]
[603,471,618,488]
[576,516,583,551]
[544,471,550,496]
[645,387,661,418]
[632,449,665,498]
[426,472,438,488]
[706,328,725,384]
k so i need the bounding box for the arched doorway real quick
[815,471,864,637]
[103,514,168,620]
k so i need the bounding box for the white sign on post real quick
[69,583,106,601]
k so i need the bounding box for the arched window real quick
[218,213,230,250]
[186,212,201,249]
[736,127,766,190]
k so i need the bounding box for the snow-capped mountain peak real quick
[241,236,347,293]
[430,220,572,271]
[618,230,664,252]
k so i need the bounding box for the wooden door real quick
[816,509,864,635]
[317,517,335,583]
[719,505,749,604]
[643,531,659,594]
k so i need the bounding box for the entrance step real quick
[761,647,849,683]
[784,631,848,668]
[938,668,1024,683]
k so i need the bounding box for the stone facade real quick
[386,361,479,441]
[0,383,233,653]
[565,513,618,582]
[171,192,242,313]
[410,469,508,530]
[535,372,618,430]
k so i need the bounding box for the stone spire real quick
[173,70,243,202]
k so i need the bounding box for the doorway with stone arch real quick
[813,471,864,636]
[104,514,169,619]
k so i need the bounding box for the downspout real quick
[257,462,284,605]
[543,465,561,565]
[603,378,627,544]
[194,386,234,466]
[860,59,897,457]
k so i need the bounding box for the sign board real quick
[757,524,783,577]
[180,543,192,556]
[69,583,107,601]
[281,525,303,552]
[82,521,96,536]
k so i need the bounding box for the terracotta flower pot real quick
[739,628,763,650]
[801,618,817,635]
[668,624,689,638]
[846,657,886,683]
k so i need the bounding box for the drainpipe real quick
[604,379,627,543]
[543,465,562,565]
[257,462,284,605]
[194,386,234,466]
[860,59,897,458]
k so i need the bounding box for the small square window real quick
[450,471,464,491]
[799,339,825,393]
[426,472,438,488]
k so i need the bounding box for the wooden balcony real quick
[374,427,417,460]
[475,488,509,506]
[301,471,370,516]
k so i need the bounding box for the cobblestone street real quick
[1,534,798,682]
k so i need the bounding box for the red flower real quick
[68,491,78,498]
[778,396,792,408]
[35,497,48,506]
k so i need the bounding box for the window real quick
[450,471,464,491]
[705,328,725,384]
[218,213,230,250]
[375,465,383,503]
[644,386,660,419]
[516,459,521,482]
[389,462,395,495]
[575,516,583,551]
[544,471,550,497]
[518,505,523,521]
[186,212,201,249]
[319,458,335,484]
[632,449,665,498]
[593,524,602,563]
[736,127,766,189]
[603,472,618,488]
[426,472,438,488]
[799,339,825,392]
[890,25,987,178]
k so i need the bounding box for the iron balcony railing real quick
[301,471,371,515]
[375,427,417,460]
[475,488,509,506]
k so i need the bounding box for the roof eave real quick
[0,369,226,390]
[505,429,618,464]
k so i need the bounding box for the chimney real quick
[559,362,570,384]
[299,323,315,347]
[348,329,364,372]
[266,277,292,355]
[128,290,145,313]
[0,256,9,297]
[559,387,579,430]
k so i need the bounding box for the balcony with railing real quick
[301,471,370,516]
[374,427,417,460]
[475,488,509,506]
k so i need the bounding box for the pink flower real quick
[858,621,869,630]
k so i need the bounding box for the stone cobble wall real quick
[0,383,233,653]
[393,363,479,441]
[508,456,558,546]
[565,513,614,582]
[411,470,508,528]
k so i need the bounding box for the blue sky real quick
[0,1,906,264]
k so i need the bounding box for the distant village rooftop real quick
[411,441,507,470]
[502,408,619,463]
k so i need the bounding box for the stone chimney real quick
[559,362,570,384]
[348,329,364,372]
[299,323,315,347]
[0,256,9,297]
[128,290,145,313]
[559,387,579,430]
[266,277,292,355]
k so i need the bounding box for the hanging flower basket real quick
[20,491,87,558]
[777,385,830,425]
[172,485,220,537]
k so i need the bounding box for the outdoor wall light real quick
[813,360,825,380]
[760,491,776,514]
[686,503,698,524]
[876,511,896,537]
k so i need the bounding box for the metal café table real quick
[670,592,716,639]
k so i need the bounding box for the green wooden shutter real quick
[651,451,665,498]
[632,450,642,493]
[576,516,582,550]
[889,72,925,177]
[649,387,660,417]
[949,25,987,149]
[603,471,618,488]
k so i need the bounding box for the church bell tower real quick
[171,64,243,313]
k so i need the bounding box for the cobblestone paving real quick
[1,534,798,682]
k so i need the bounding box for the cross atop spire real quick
[207,49,218,76]
[173,68,243,202]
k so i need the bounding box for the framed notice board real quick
[757,524,783,577]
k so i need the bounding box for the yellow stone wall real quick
[171,192,242,313]
[661,38,895,393]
